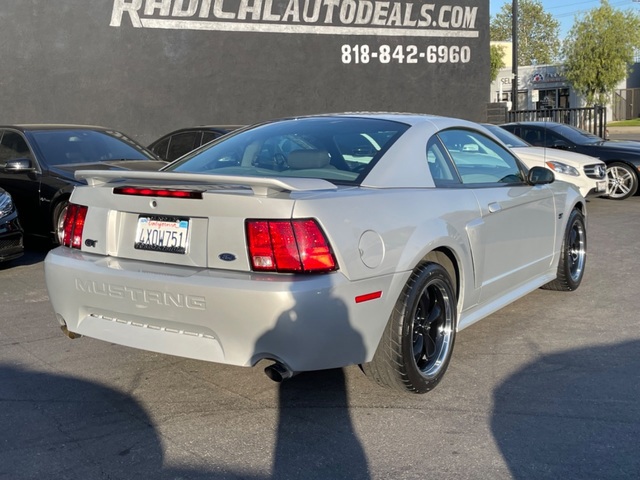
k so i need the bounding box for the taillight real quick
[246,219,337,273]
[61,204,88,249]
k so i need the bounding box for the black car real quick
[0,125,167,241]
[0,187,24,263]
[148,125,243,161]
[501,121,640,200]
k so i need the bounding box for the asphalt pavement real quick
[1,197,639,479]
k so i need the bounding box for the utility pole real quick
[512,0,519,111]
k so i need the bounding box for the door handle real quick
[488,202,502,213]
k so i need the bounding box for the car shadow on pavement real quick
[255,291,371,480]
[491,340,640,479]
[272,368,370,480]
[0,364,264,479]
[1,351,370,479]
[0,364,170,479]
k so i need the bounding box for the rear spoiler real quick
[74,170,337,196]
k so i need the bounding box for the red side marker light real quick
[355,291,382,304]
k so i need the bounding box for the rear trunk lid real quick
[70,170,337,272]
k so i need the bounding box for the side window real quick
[201,131,219,146]
[167,132,199,161]
[520,128,562,148]
[0,131,32,163]
[521,128,542,146]
[150,137,170,160]
[542,131,564,148]
[426,136,460,186]
[438,129,525,185]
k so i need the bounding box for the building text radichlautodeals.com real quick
[110,0,480,37]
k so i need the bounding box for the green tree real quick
[490,44,507,82]
[491,0,560,66]
[563,0,640,106]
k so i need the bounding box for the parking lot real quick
[0,190,638,480]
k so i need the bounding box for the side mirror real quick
[2,158,35,173]
[528,166,555,185]
[551,140,570,150]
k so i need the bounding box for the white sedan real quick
[483,123,608,198]
[44,114,587,394]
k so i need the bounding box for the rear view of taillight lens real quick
[246,219,337,273]
[60,204,88,249]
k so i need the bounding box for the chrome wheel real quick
[542,209,587,291]
[411,278,455,380]
[607,163,637,200]
[567,217,586,283]
[54,202,69,244]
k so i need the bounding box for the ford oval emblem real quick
[219,253,237,262]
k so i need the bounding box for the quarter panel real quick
[292,187,483,311]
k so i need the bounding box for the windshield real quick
[552,124,602,145]
[482,124,530,148]
[30,129,154,166]
[166,117,409,184]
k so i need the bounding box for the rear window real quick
[166,117,409,184]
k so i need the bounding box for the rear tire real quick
[606,162,638,200]
[542,209,586,291]
[362,263,457,394]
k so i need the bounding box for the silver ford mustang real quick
[44,113,587,394]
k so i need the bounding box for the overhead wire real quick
[536,0,638,18]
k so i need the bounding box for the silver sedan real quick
[44,114,587,394]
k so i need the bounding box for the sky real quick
[490,0,640,40]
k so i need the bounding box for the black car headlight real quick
[0,192,15,218]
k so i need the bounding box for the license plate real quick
[596,180,607,192]
[135,216,190,254]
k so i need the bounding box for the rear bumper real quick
[44,247,402,372]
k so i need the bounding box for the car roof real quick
[152,113,482,140]
[0,124,112,132]
[502,121,564,128]
[159,125,244,133]
[272,112,444,125]
[155,114,457,135]
[178,125,243,129]
[250,112,485,131]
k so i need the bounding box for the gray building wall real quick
[627,63,640,88]
[1,0,489,145]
